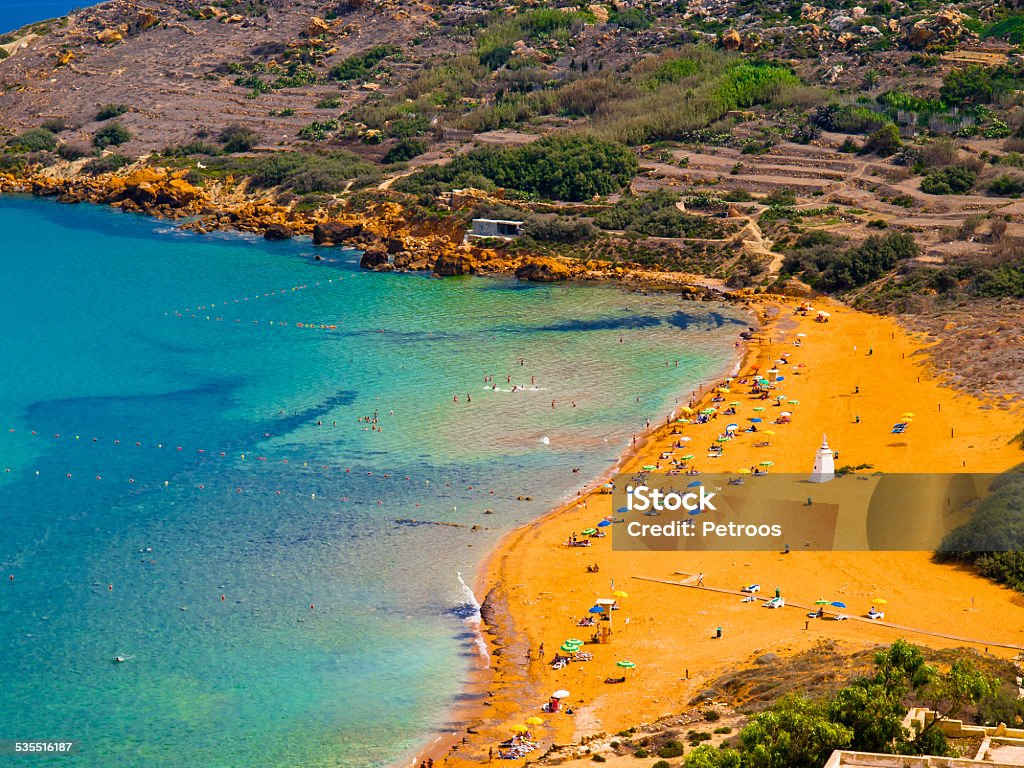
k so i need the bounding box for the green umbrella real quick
[753,406,766,412]
[814,599,831,605]
[681,454,695,460]
[561,643,578,652]
[729,401,742,406]
[642,465,657,471]
[581,528,598,535]
[788,400,800,405]
[719,436,732,442]
[759,461,774,467]
[701,408,716,415]
[616,660,636,669]
[565,638,583,646]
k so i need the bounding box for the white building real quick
[810,434,835,483]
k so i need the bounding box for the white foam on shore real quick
[456,570,490,663]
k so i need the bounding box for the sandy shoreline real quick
[409,294,1024,768]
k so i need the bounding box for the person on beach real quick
[539,643,545,657]
[697,573,704,585]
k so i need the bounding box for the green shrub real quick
[714,726,733,734]
[93,122,131,149]
[395,135,636,202]
[523,215,597,243]
[219,124,260,153]
[920,166,976,195]
[95,103,129,121]
[81,154,131,174]
[593,190,725,237]
[592,755,607,763]
[57,143,89,161]
[658,740,686,758]
[703,709,722,722]
[653,761,671,768]
[40,118,70,133]
[766,187,797,206]
[246,150,377,193]
[862,123,901,157]
[988,174,1024,196]
[382,137,428,164]
[9,128,57,152]
[634,748,649,758]
[329,45,397,81]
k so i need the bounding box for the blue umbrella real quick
[776,376,785,381]
[687,480,702,487]
[616,506,628,513]
[831,601,847,608]
[588,605,604,614]
[750,418,763,423]
[598,520,612,527]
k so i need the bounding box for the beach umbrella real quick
[776,376,785,382]
[729,401,741,406]
[560,643,578,652]
[750,418,763,423]
[753,406,766,412]
[581,528,598,536]
[681,454,695,460]
[565,638,583,645]
[701,408,716,415]
[759,461,774,467]
[642,465,657,471]
[766,369,779,374]
[779,411,792,417]
[872,598,888,605]
[737,468,751,474]
[676,418,691,424]
[511,724,529,733]
[678,436,692,442]
[598,520,612,527]
[796,333,807,337]
[613,591,629,599]
[526,717,544,726]
[717,387,730,394]
[687,480,702,487]
[616,506,628,513]
[588,606,604,614]
[903,412,915,418]
[726,423,739,431]
[788,400,800,405]
[815,599,831,605]
[552,690,570,699]
[761,430,775,435]
[831,601,847,609]
[680,407,694,415]
[776,394,787,400]
[616,660,636,669]
[719,436,732,442]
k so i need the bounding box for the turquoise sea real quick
[0,196,747,767]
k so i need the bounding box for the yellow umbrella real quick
[510,724,529,733]
[737,468,752,474]
[613,590,629,598]
[680,406,695,415]
[717,387,730,394]
[872,598,888,605]
[526,717,544,726]
[761,430,775,435]
[902,412,915,418]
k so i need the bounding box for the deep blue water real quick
[0,0,82,33]
[0,195,746,767]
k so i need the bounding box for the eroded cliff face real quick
[0,163,743,295]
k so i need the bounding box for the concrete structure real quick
[467,218,524,240]
[823,709,1024,768]
[810,434,835,483]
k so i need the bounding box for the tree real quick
[740,695,852,768]
[862,123,901,157]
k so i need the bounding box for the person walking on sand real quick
[539,643,545,657]
[697,573,704,585]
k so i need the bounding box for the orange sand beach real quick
[414,297,1024,768]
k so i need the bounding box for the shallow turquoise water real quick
[0,196,747,767]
